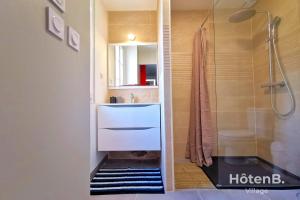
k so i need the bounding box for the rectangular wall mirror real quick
[108,43,158,89]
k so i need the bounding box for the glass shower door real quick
[209,0,300,189]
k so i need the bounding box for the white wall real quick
[90,0,108,173]
[138,46,158,65]
[161,0,174,191]
[0,0,90,200]
[124,46,138,85]
[94,0,108,103]
[108,46,116,86]
[157,0,167,190]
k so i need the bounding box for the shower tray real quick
[201,156,300,189]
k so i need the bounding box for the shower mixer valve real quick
[261,81,286,89]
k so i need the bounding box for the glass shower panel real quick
[252,0,300,185]
[214,0,256,158]
[209,0,300,189]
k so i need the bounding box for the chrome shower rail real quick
[266,14,296,119]
[228,9,296,118]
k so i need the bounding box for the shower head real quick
[228,8,257,23]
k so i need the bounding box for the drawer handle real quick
[104,127,154,130]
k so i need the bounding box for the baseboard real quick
[90,154,108,180]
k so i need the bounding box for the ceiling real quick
[102,0,157,11]
[172,0,255,10]
[101,0,255,12]
[215,0,254,9]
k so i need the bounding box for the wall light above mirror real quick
[128,33,136,41]
[108,43,158,89]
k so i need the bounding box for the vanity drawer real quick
[98,105,160,128]
[98,128,161,151]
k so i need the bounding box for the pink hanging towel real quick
[185,28,214,167]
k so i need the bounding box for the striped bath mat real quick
[90,168,164,195]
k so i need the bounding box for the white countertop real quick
[99,103,161,106]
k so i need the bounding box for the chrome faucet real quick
[130,93,135,103]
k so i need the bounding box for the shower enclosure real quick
[207,0,300,188]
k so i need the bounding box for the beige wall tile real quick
[107,88,159,103]
[214,8,255,152]
[109,25,157,43]
[108,11,157,43]
[109,11,156,25]
[171,11,217,163]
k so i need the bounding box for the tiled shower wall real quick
[252,0,300,177]
[214,9,256,156]
[171,9,258,163]
[171,11,217,163]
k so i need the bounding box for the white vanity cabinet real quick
[97,104,161,151]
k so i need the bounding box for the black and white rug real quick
[90,168,164,195]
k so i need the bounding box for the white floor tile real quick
[136,193,171,200]
[197,189,300,200]
[168,191,201,200]
[226,189,271,200]
[89,189,300,200]
[265,190,300,200]
[90,194,136,200]
[197,190,233,200]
